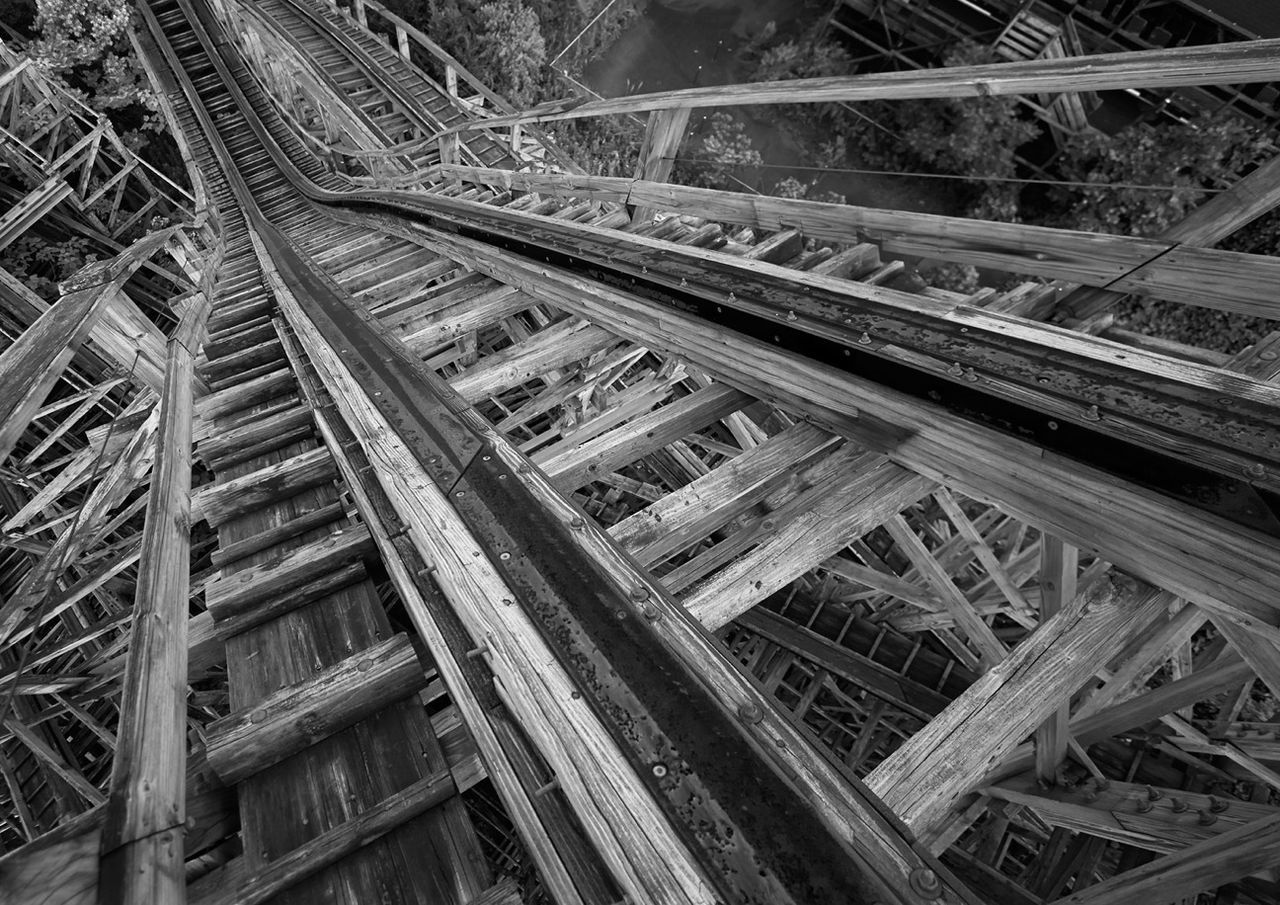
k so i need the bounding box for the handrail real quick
[433,36,1280,132]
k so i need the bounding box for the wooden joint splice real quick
[204,634,429,785]
[193,770,456,905]
[203,524,373,623]
[190,446,336,526]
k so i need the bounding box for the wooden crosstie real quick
[1,0,1280,903]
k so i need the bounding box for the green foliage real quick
[0,233,94,299]
[673,112,762,189]
[470,0,546,107]
[549,116,643,179]
[1046,112,1264,237]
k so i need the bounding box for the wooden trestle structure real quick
[3,0,1280,902]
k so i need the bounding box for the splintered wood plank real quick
[609,422,836,567]
[866,576,1170,836]
[684,451,934,631]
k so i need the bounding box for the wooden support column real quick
[631,107,691,224]
[865,575,1169,836]
[1035,535,1077,782]
[99,291,209,905]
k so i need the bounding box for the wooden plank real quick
[865,576,1170,835]
[203,525,374,621]
[0,276,112,464]
[438,167,1280,318]
[1034,535,1077,782]
[538,382,748,491]
[1049,813,1280,905]
[265,229,967,904]
[686,453,933,630]
[441,38,1280,129]
[0,823,99,905]
[883,514,1008,671]
[631,107,691,224]
[195,770,454,905]
[609,422,836,566]
[190,446,336,526]
[99,291,208,905]
[987,772,1280,855]
[404,222,1280,642]
[205,635,429,785]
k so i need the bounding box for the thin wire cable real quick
[672,157,1229,194]
[0,351,143,732]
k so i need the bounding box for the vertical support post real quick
[98,292,209,905]
[445,65,459,98]
[396,25,410,61]
[630,106,691,224]
[352,0,367,27]
[1034,534,1077,782]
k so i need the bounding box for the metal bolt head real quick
[642,606,662,622]
[737,702,764,724]
[1197,809,1217,826]
[1135,798,1153,813]
[908,867,943,899]
[1209,795,1229,813]
[569,516,585,529]
[629,586,650,602]
[499,551,511,561]
[1146,785,1161,801]
[1171,797,1189,813]
[652,763,668,778]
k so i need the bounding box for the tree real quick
[469,0,546,107]
[1047,112,1264,237]
[673,112,763,190]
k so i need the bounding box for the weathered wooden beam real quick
[192,770,454,905]
[865,576,1169,836]
[538,382,748,492]
[440,38,1280,129]
[99,291,207,905]
[987,772,1280,855]
[401,221,1280,641]
[1048,813,1280,905]
[0,272,112,465]
[0,821,99,905]
[609,422,836,566]
[259,224,971,904]
[189,446,336,526]
[883,514,1008,672]
[686,453,933,630]
[631,107,691,224]
[738,607,951,720]
[1034,535,1077,782]
[205,634,428,785]
[438,167,1280,319]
